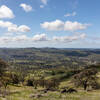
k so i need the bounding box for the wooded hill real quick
[0,48,100,70]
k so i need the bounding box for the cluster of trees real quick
[0,59,60,91]
[24,76,60,89]
[73,67,99,90]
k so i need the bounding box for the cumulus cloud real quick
[41,0,47,5]
[0,35,29,44]
[0,33,86,45]
[0,20,31,33]
[8,25,30,33]
[64,21,88,31]
[41,20,89,31]
[18,25,30,32]
[20,3,32,12]
[13,35,29,42]
[53,33,86,42]
[0,20,16,28]
[41,20,64,31]
[0,34,48,44]
[32,34,48,41]
[0,5,14,19]
[64,12,76,17]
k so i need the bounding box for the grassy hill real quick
[1,71,100,100]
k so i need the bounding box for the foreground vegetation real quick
[1,85,100,100]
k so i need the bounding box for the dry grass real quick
[0,85,100,100]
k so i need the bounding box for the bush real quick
[45,78,60,89]
[10,72,20,84]
[24,76,34,86]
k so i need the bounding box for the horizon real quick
[0,47,100,50]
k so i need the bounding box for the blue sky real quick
[0,0,100,48]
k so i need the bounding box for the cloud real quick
[18,25,30,32]
[0,33,86,45]
[32,34,48,41]
[53,33,86,42]
[41,0,47,5]
[0,20,16,28]
[0,5,14,19]
[0,20,31,33]
[41,20,64,31]
[0,35,29,43]
[64,12,76,17]
[13,35,29,42]
[0,34,48,44]
[8,25,31,33]
[41,20,89,31]
[64,21,88,31]
[20,3,32,12]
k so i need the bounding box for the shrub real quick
[45,78,60,89]
[24,76,34,86]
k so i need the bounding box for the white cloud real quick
[41,20,64,31]
[0,5,14,19]
[13,35,29,42]
[0,20,31,33]
[20,3,32,12]
[41,20,89,31]
[8,26,18,32]
[0,35,29,43]
[32,34,48,41]
[8,25,31,33]
[64,12,76,17]
[64,21,88,31]
[0,20,16,28]
[18,25,30,32]
[41,0,47,5]
[53,33,86,42]
[0,34,48,44]
[0,33,86,45]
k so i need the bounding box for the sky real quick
[0,0,100,48]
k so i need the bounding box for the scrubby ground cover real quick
[0,84,100,100]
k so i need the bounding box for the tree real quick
[0,59,9,97]
[0,59,8,77]
[0,59,8,87]
[73,68,98,90]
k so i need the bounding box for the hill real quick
[0,48,100,70]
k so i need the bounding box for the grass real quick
[0,85,100,100]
